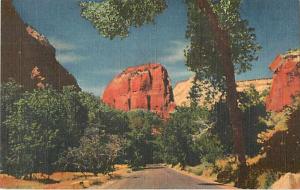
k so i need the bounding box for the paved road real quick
[92,165,226,189]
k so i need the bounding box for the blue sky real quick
[13,0,299,96]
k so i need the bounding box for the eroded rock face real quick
[271,173,300,189]
[266,50,300,111]
[173,77,272,107]
[1,0,79,90]
[102,63,176,118]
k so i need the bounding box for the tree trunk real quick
[197,0,247,187]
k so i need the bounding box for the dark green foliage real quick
[80,0,167,39]
[57,128,123,176]
[99,105,129,135]
[1,85,106,177]
[125,110,163,169]
[162,106,222,167]
[258,97,300,172]
[4,88,71,177]
[239,86,268,156]
[188,78,202,108]
[185,0,261,94]
[0,80,24,171]
[210,100,234,154]
[192,132,224,164]
[210,86,268,156]
[263,171,279,189]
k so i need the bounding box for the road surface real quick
[91,165,227,189]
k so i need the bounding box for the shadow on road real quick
[198,182,222,186]
[144,166,165,170]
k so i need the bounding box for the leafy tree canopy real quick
[185,0,261,98]
[80,0,167,39]
[125,110,163,168]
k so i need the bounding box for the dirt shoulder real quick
[0,164,130,189]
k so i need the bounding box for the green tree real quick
[185,1,260,185]
[0,80,24,171]
[58,128,123,176]
[99,104,129,135]
[59,87,88,149]
[192,131,224,164]
[211,86,268,156]
[125,110,162,169]
[4,88,64,178]
[80,0,167,39]
[3,87,87,178]
[79,1,261,186]
[162,106,211,167]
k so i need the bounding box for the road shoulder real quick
[168,165,237,189]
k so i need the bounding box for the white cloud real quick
[89,68,122,75]
[160,40,188,64]
[171,70,193,78]
[48,38,85,64]
[81,86,105,97]
[56,52,85,64]
[48,38,76,51]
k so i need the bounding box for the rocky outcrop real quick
[173,77,272,107]
[271,173,300,189]
[266,50,300,111]
[1,0,79,90]
[102,63,176,118]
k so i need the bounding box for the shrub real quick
[4,88,69,177]
[214,156,238,184]
[192,132,224,164]
[162,106,215,167]
[3,86,87,178]
[210,86,268,156]
[57,128,123,176]
[262,171,280,189]
[257,96,300,172]
[125,110,163,169]
[0,80,24,171]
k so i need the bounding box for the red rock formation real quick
[266,50,300,111]
[102,63,176,118]
[1,0,79,90]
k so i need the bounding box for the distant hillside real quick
[174,77,272,107]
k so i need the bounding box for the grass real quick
[0,164,129,189]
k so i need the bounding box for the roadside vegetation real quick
[1,0,299,188]
[1,80,299,188]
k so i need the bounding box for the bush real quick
[261,171,280,189]
[0,80,24,170]
[214,156,238,184]
[125,110,163,169]
[4,88,70,177]
[2,86,88,178]
[192,132,224,164]
[210,86,268,156]
[186,162,214,176]
[257,96,300,172]
[57,128,123,176]
[0,82,134,178]
[162,106,217,167]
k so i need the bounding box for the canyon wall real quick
[266,50,300,111]
[1,0,79,90]
[174,77,272,107]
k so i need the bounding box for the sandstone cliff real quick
[266,50,300,111]
[102,63,176,118]
[1,0,79,90]
[174,77,272,107]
